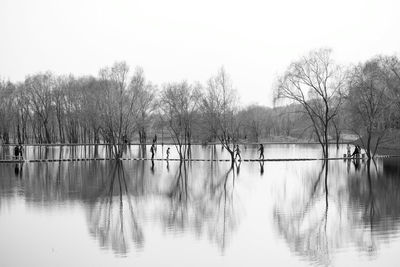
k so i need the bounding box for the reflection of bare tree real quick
[274,160,331,266]
[164,161,189,230]
[274,158,400,265]
[87,161,143,256]
[347,159,400,255]
[216,166,236,252]
[161,158,238,252]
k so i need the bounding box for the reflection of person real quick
[347,158,351,173]
[353,158,361,171]
[14,162,23,177]
[151,159,155,174]
[14,163,19,175]
[236,161,241,175]
[166,147,170,160]
[259,161,264,175]
[258,144,264,160]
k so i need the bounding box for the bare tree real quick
[202,67,239,164]
[380,55,400,128]
[274,49,347,158]
[13,83,30,144]
[347,58,392,158]
[160,81,201,160]
[98,62,140,158]
[130,67,156,145]
[77,76,104,144]
[0,79,15,144]
[24,72,56,143]
[237,105,271,142]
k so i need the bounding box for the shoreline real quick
[0,141,349,146]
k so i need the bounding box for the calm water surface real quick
[1,144,400,266]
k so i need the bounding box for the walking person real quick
[235,144,241,161]
[18,144,24,160]
[152,138,157,153]
[150,144,155,160]
[14,145,19,160]
[258,143,264,160]
[351,145,360,159]
[346,143,351,158]
[166,147,170,160]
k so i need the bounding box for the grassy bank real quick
[354,130,400,156]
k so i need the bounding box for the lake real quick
[1,144,400,266]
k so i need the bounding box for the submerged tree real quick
[202,67,239,164]
[160,81,201,160]
[347,58,392,158]
[98,62,141,158]
[130,67,156,146]
[274,49,347,158]
[24,72,56,143]
[0,79,15,144]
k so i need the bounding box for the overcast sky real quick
[1,0,399,106]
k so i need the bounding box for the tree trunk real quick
[367,130,372,159]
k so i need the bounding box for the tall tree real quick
[202,67,239,164]
[130,67,156,145]
[160,81,201,160]
[347,58,392,158]
[0,79,15,144]
[98,62,140,158]
[380,55,400,128]
[24,72,55,143]
[274,49,347,158]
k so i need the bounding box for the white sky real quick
[1,0,399,106]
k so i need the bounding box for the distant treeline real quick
[0,65,305,146]
[0,49,399,158]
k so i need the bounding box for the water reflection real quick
[273,158,400,266]
[347,159,400,253]
[274,160,331,265]
[158,160,238,253]
[86,162,144,256]
[1,145,400,266]
[18,159,240,256]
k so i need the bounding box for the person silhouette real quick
[346,143,351,158]
[235,144,242,161]
[166,147,170,160]
[14,145,19,160]
[258,144,264,160]
[150,144,155,160]
[351,145,360,159]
